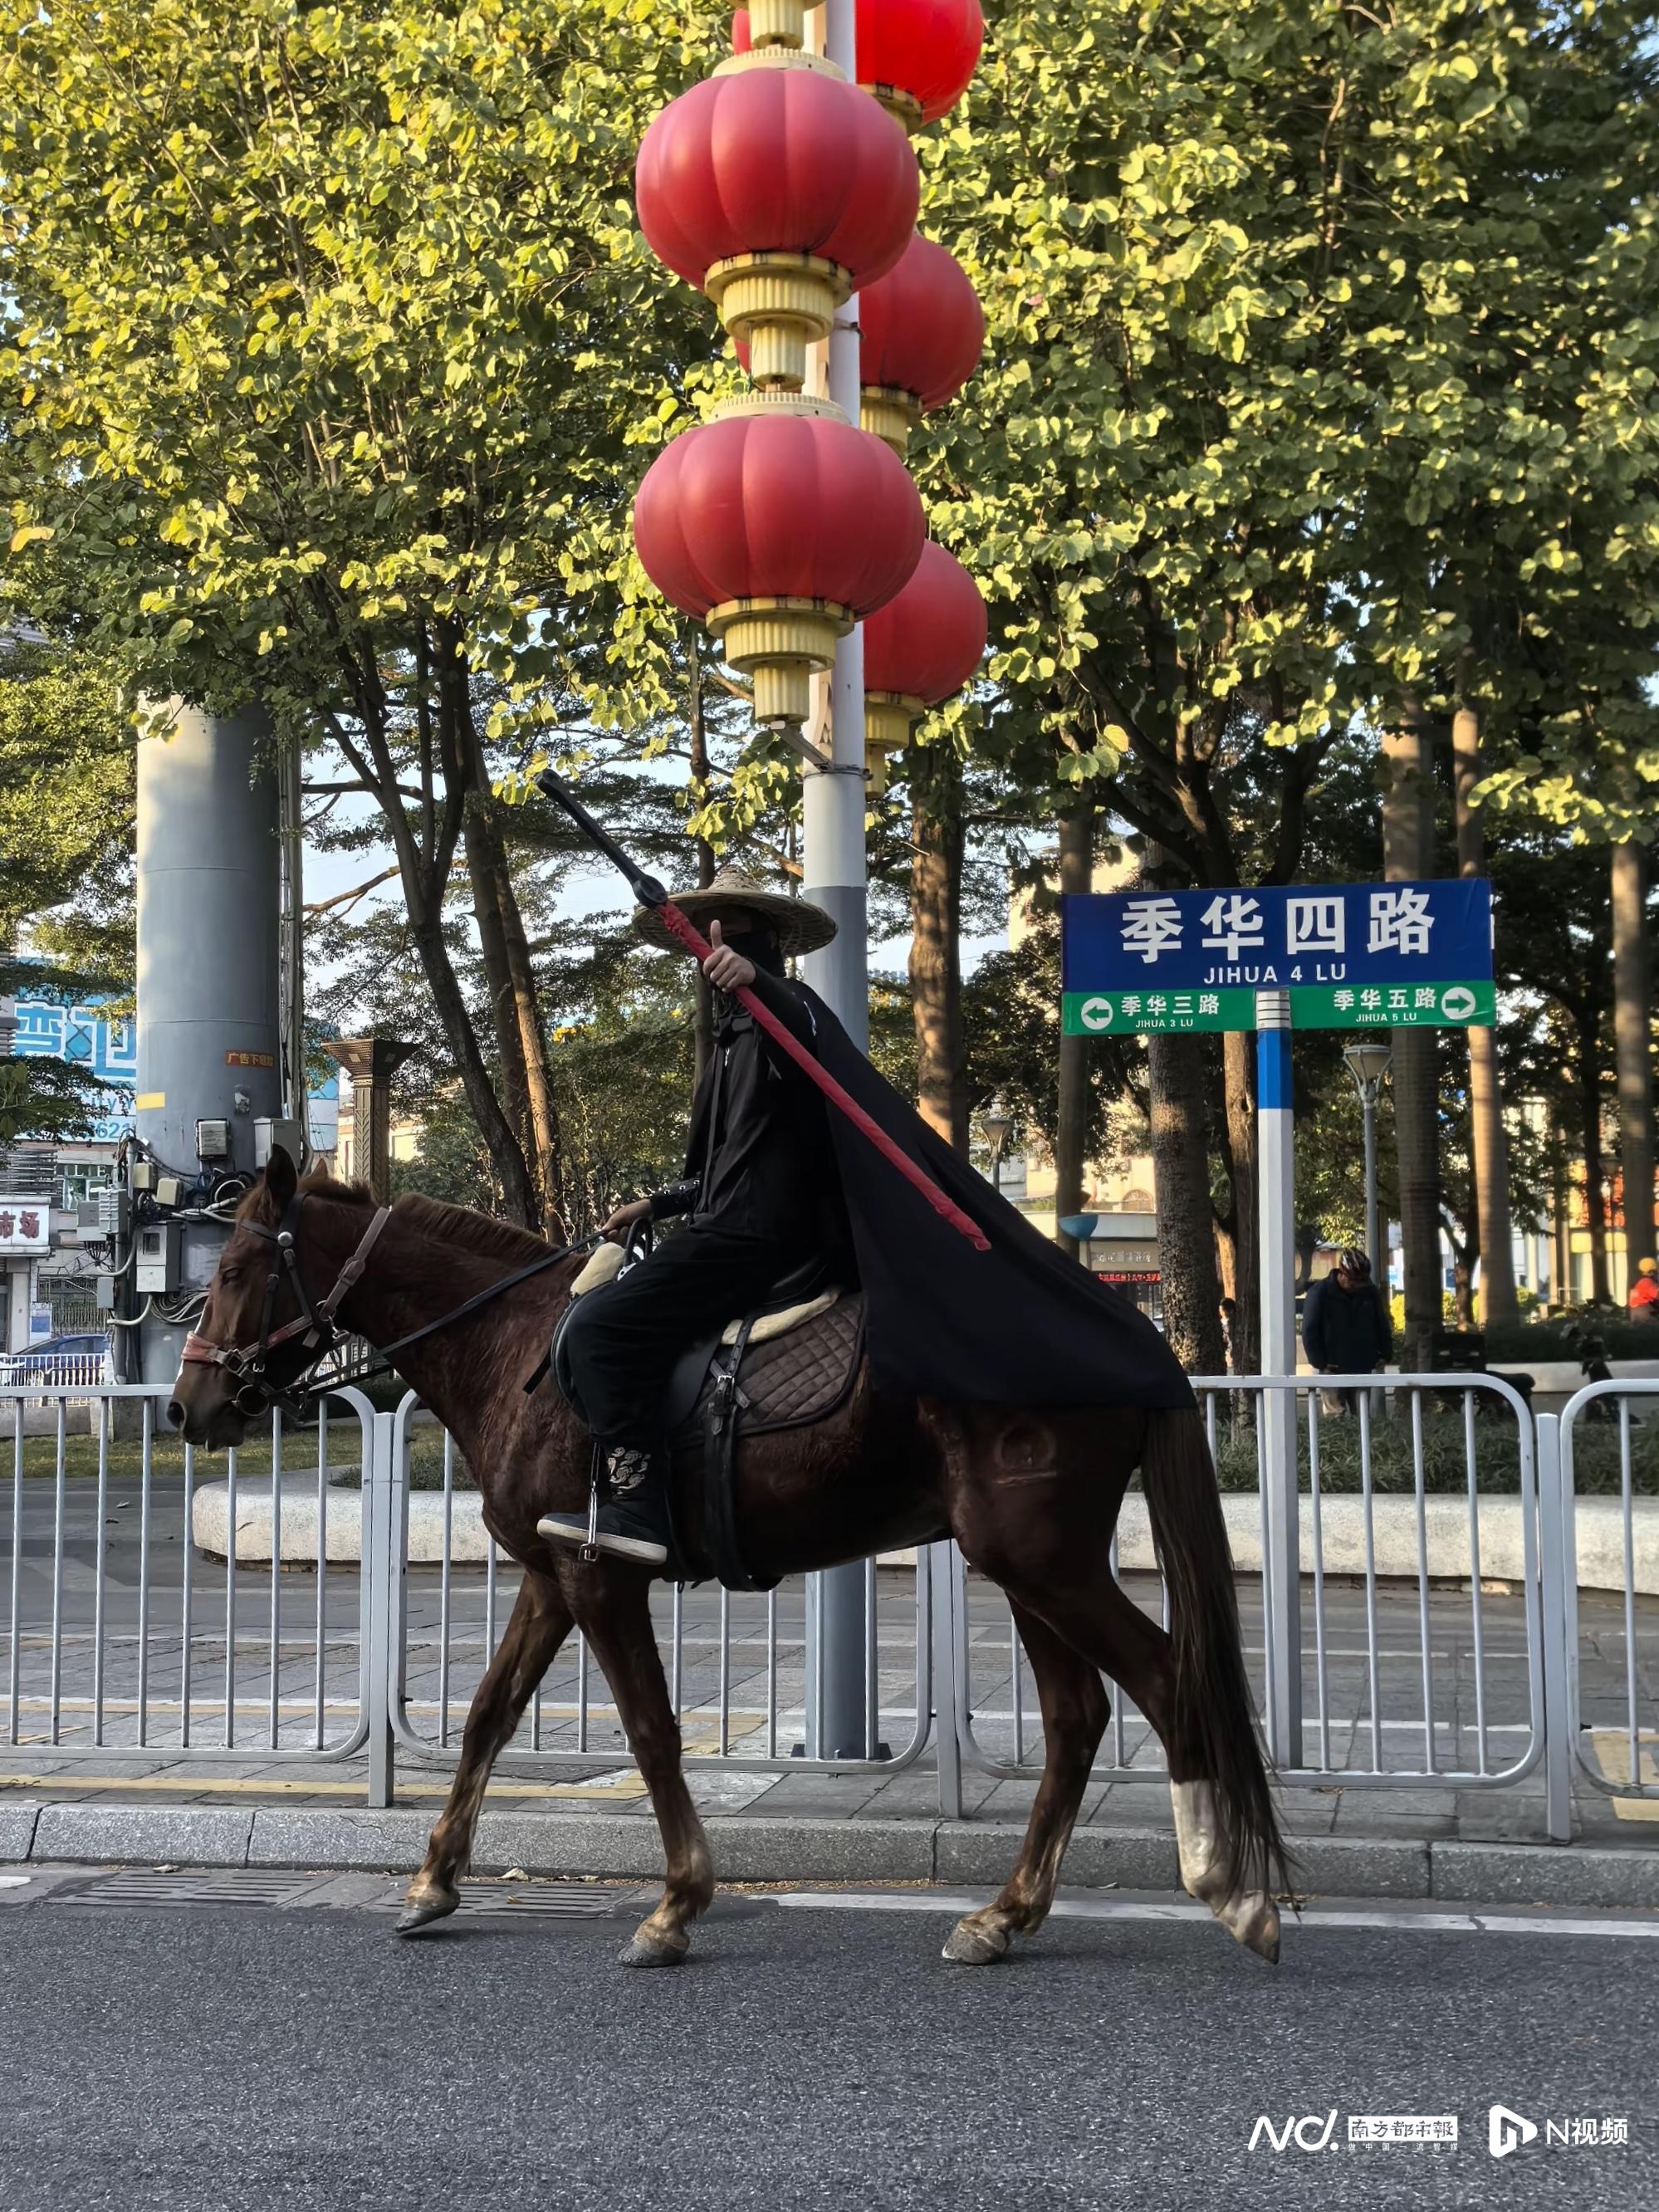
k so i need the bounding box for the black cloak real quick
[756,971,1195,1413]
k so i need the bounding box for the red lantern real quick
[634,397,926,727]
[636,59,918,387]
[734,0,984,128]
[858,234,985,453]
[861,540,986,785]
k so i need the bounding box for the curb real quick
[7,1801,1659,1909]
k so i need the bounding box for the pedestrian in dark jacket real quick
[1302,1249,1393,1414]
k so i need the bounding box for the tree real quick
[0,0,733,1227]
[0,630,134,1140]
[918,0,1659,1360]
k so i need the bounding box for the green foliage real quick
[0,0,734,746]
[0,639,134,998]
[1211,1407,1658,1496]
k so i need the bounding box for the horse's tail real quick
[1140,1405,1291,1901]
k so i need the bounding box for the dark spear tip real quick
[535,766,668,906]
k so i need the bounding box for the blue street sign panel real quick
[1062,880,1492,995]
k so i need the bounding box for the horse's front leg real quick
[564,1560,714,1970]
[399,1568,572,1935]
[943,1599,1108,1965]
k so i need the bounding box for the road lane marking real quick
[770,1891,1659,1938]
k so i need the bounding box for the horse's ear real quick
[263,1144,298,1212]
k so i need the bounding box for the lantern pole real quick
[797,0,878,1766]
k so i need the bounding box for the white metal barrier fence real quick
[2,1382,374,1762]
[3,1373,1652,1835]
[1558,1379,1659,1821]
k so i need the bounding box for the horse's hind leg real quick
[565,1564,715,1970]
[399,1569,571,1936]
[1013,1568,1280,1962]
[942,1602,1108,1966]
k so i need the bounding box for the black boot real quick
[538,1445,670,1569]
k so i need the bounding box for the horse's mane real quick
[394,1191,555,1269]
[236,1167,557,1270]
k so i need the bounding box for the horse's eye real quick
[220,1267,241,1288]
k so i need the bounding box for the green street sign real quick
[1062,988,1257,1035]
[1290,980,1496,1029]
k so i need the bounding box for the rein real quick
[181,1193,595,1416]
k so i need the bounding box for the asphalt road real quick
[0,1877,1652,2211]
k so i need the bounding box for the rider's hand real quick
[702,918,756,997]
[600,1197,652,1245]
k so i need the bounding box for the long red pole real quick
[653,899,991,1252]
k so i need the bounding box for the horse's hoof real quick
[942,1916,1010,1966]
[1227,1895,1280,1965]
[619,1934,688,1970]
[396,1891,459,1936]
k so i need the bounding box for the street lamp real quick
[982,1099,1013,1200]
[1342,1039,1393,1275]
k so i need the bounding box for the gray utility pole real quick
[799,0,875,1764]
[134,703,283,1387]
[1343,1039,1393,1275]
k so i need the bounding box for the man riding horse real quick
[541,870,841,1567]
[541,863,1196,1571]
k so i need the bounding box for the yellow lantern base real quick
[864,691,923,791]
[746,0,805,47]
[707,597,855,727]
[860,384,923,457]
[707,251,852,390]
[863,82,925,134]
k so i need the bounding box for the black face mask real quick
[717,923,785,978]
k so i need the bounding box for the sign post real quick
[1255,988,1300,1767]
[1062,878,1499,1772]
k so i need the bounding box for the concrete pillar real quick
[135,702,281,1385]
[325,1039,418,1204]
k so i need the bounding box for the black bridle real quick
[180,1192,594,1417]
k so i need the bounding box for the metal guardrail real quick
[956,1373,1545,1794]
[384,1392,935,1776]
[1559,1378,1659,1809]
[1,1370,1651,1835]
[0,1353,113,1390]
[2,1382,372,1761]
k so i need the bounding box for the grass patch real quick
[1211,1408,1657,1495]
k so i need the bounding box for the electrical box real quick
[153,1172,187,1209]
[135,1222,181,1295]
[195,1118,232,1162]
[95,1273,118,1312]
[96,1187,130,1241]
[131,1160,157,1195]
[253,1118,304,1170]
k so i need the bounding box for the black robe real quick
[752,970,1194,1413]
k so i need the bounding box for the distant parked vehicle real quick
[0,1333,115,1387]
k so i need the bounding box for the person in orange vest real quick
[1631,1256,1659,1318]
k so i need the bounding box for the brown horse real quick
[169,1150,1288,1967]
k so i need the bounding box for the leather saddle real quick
[550,1245,865,1591]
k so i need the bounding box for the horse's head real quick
[166,1145,330,1446]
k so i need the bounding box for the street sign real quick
[1062,988,1255,1035]
[1062,880,1493,1031]
[1292,980,1496,1029]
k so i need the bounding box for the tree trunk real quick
[1218,1031,1259,1373]
[1551,1131,1573,1311]
[1451,682,1517,1324]
[492,844,565,1237]
[408,913,538,1226]
[688,639,717,1085]
[462,805,531,1146]
[908,743,968,1151]
[1054,806,1093,1255]
[1612,840,1656,1275]
[1147,1030,1226,1373]
[1382,709,1441,1368]
[1580,1036,1611,1305]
